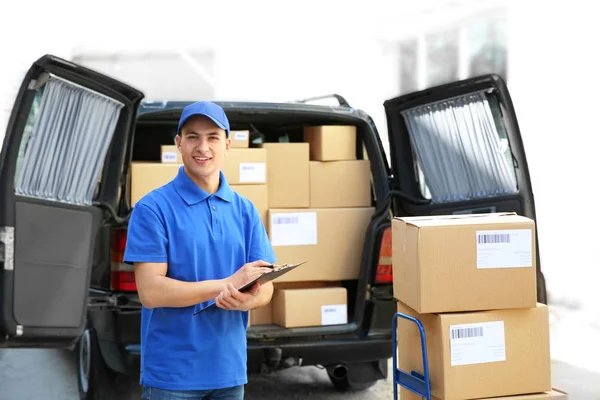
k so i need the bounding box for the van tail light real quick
[374,227,393,284]
[110,228,137,292]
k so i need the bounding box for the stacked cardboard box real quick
[127,124,371,329]
[391,213,566,399]
[258,125,373,328]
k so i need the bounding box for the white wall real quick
[507,1,599,308]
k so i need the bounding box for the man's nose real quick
[197,137,210,152]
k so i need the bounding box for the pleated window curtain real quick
[401,91,518,204]
[14,77,124,206]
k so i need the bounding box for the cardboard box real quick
[222,149,267,185]
[161,145,182,163]
[392,213,537,313]
[303,125,356,161]
[260,143,309,208]
[401,389,568,400]
[268,207,374,282]
[309,160,371,207]
[248,302,273,327]
[230,185,268,228]
[130,163,180,206]
[396,302,551,400]
[272,287,347,328]
[230,130,250,148]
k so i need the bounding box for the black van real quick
[0,55,547,400]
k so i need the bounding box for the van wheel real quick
[326,361,385,392]
[76,328,116,400]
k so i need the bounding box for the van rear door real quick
[0,54,143,347]
[384,74,546,303]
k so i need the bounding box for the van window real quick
[14,75,124,206]
[402,91,517,204]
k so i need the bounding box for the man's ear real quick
[175,134,181,150]
[225,136,231,152]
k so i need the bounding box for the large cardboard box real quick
[260,143,309,208]
[303,125,356,161]
[230,130,250,148]
[267,207,373,282]
[401,389,568,400]
[392,213,537,313]
[130,163,180,206]
[272,287,347,328]
[160,145,182,163]
[309,160,371,208]
[222,149,267,185]
[230,185,268,228]
[396,301,551,400]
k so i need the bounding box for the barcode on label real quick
[273,216,299,225]
[477,233,510,244]
[451,327,484,339]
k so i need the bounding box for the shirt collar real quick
[174,167,234,205]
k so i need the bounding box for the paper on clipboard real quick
[193,261,307,315]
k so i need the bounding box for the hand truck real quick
[392,312,432,400]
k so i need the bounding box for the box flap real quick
[393,212,532,228]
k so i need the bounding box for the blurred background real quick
[0,0,598,397]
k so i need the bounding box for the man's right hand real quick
[226,260,273,290]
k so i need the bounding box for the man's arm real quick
[135,261,273,309]
[134,262,227,308]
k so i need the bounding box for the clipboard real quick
[193,261,307,315]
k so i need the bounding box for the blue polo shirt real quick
[123,167,276,391]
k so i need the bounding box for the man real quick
[124,101,276,400]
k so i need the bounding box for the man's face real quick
[176,115,230,182]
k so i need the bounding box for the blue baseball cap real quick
[177,101,230,138]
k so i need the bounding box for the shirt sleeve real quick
[247,206,276,265]
[123,203,169,265]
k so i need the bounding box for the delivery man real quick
[124,101,276,400]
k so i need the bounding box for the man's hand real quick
[226,260,272,290]
[215,283,261,311]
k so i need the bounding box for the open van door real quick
[384,74,546,303]
[0,55,143,347]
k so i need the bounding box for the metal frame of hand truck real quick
[392,312,432,400]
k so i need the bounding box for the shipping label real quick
[321,304,347,325]
[476,229,533,269]
[234,131,249,141]
[450,321,506,366]
[239,162,266,183]
[270,212,317,246]
[161,152,178,163]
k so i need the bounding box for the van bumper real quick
[246,336,392,374]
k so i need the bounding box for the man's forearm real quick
[244,282,274,310]
[141,275,227,309]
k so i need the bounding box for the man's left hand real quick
[215,283,260,311]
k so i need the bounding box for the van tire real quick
[76,328,116,400]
